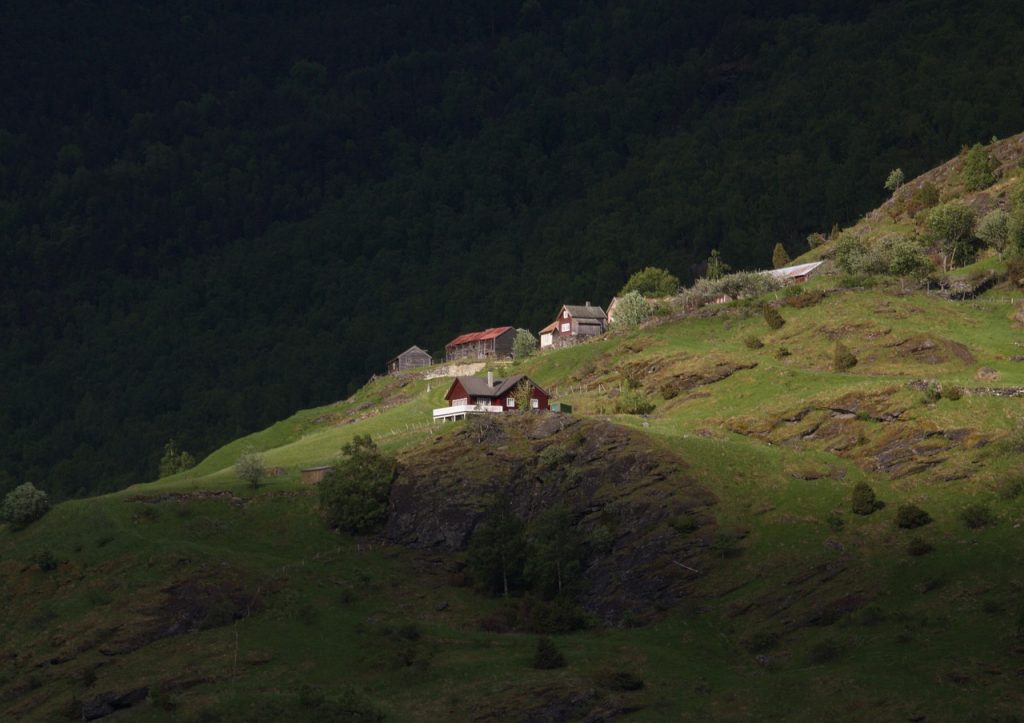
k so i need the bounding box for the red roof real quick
[446,326,514,348]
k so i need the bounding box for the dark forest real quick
[3,0,1024,497]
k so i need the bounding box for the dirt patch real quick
[659,361,758,400]
[99,576,262,656]
[885,335,975,365]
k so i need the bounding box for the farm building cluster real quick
[385,261,822,421]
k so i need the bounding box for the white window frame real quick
[451,397,467,406]
[531,398,539,409]
[560,322,570,333]
[506,397,515,408]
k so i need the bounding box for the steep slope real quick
[4,262,1024,719]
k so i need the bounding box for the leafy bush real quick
[896,504,932,529]
[882,236,932,282]
[595,669,645,691]
[960,504,995,529]
[921,386,941,404]
[783,289,824,308]
[669,514,699,533]
[833,232,870,274]
[997,478,1023,500]
[851,482,882,515]
[614,389,655,415]
[807,639,843,664]
[832,342,857,372]
[807,231,826,248]
[677,271,782,310]
[234,447,266,489]
[1,483,51,528]
[532,636,567,669]
[907,537,933,556]
[512,328,538,359]
[907,181,940,217]
[976,209,1009,253]
[772,242,791,269]
[32,549,58,572]
[961,142,997,191]
[943,385,962,401]
[610,291,652,328]
[743,335,764,349]
[319,435,397,533]
[762,304,785,330]
[619,267,679,297]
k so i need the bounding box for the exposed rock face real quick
[884,335,975,365]
[388,415,717,623]
[82,687,149,720]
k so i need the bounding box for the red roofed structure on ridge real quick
[445,326,516,361]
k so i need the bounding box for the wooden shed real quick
[300,465,332,484]
[445,327,515,362]
[387,345,433,374]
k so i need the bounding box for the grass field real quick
[4,266,1024,721]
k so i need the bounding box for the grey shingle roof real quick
[562,304,607,320]
[453,374,547,398]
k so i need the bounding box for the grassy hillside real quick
[4,260,1024,720]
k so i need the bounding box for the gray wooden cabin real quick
[387,345,433,374]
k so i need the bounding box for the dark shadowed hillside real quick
[4,0,1024,496]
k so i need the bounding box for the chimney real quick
[487,371,494,388]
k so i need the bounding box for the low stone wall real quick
[423,362,487,380]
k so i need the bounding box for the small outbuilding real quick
[300,465,332,484]
[387,345,433,374]
[765,261,824,285]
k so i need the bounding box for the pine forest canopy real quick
[3,0,1024,498]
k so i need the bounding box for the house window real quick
[531,398,539,409]
[560,322,570,332]
[563,311,569,318]
[451,397,467,406]
[506,397,515,408]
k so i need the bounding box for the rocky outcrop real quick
[82,687,149,720]
[388,415,717,623]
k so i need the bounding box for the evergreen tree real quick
[772,243,791,269]
[705,250,730,281]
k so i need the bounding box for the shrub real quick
[742,631,779,653]
[851,482,882,515]
[907,181,940,217]
[619,267,679,297]
[319,435,397,533]
[669,514,699,533]
[614,389,655,415]
[772,243,791,269]
[743,335,764,349]
[1,483,51,528]
[976,209,1009,254]
[961,142,998,191]
[525,505,585,599]
[921,386,941,404]
[832,342,857,372]
[775,346,791,359]
[532,636,567,669]
[997,478,1023,500]
[807,639,843,664]
[960,503,995,529]
[519,596,588,634]
[896,504,932,529]
[512,328,538,359]
[595,670,644,691]
[234,447,266,489]
[943,385,962,401]
[1008,256,1024,288]
[762,304,785,330]
[834,232,870,274]
[826,511,844,531]
[677,271,781,311]
[884,168,905,193]
[783,289,824,308]
[807,231,826,248]
[907,537,933,556]
[883,236,932,283]
[610,291,652,328]
[32,549,58,572]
